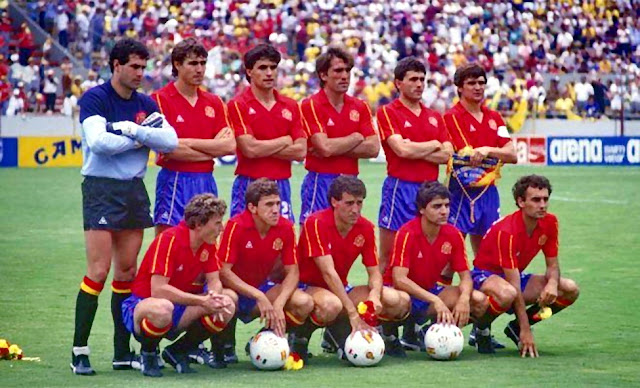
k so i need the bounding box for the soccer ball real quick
[344,330,385,367]
[249,331,290,370]
[424,324,464,360]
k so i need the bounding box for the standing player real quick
[152,38,235,235]
[72,38,177,375]
[388,181,488,349]
[443,63,517,347]
[123,194,236,377]
[293,176,411,360]
[217,179,314,364]
[298,47,379,224]
[376,57,452,350]
[471,175,579,356]
[227,44,306,221]
[443,63,517,254]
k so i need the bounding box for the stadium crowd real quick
[1,0,640,121]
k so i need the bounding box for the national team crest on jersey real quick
[488,119,497,130]
[441,242,452,255]
[538,235,547,246]
[354,234,365,248]
[350,110,359,122]
[429,116,438,127]
[273,238,283,251]
[205,106,215,118]
[282,109,292,121]
[135,111,147,124]
[200,250,209,262]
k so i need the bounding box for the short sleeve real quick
[435,113,450,143]
[542,217,559,258]
[376,105,397,142]
[300,99,324,136]
[450,231,470,272]
[78,89,105,122]
[216,220,241,265]
[288,101,306,140]
[302,217,331,258]
[360,223,379,267]
[149,233,178,278]
[203,245,220,273]
[497,231,518,270]
[212,95,232,137]
[281,224,297,265]
[358,102,376,137]
[390,228,414,269]
[227,100,253,136]
[494,112,511,147]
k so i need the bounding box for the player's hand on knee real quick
[452,300,470,327]
[434,300,454,325]
[538,284,558,307]
[519,330,538,358]
[368,296,383,315]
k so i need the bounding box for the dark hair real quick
[109,38,149,72]
[315,47,354,88]
[416,181,450,211]
[171,37,208,77]
[245,178,280,206]
[512,175,552,207]
[394,56,426,81]
[184,193,227,228]
[453,63,486,87]
[243,44,281,82]
[328,175,366,206]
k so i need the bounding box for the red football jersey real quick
[473,210,559,274]
[300,89,376,175]
[152,82,231,173]
[377,99,449,182]
[131,221,218,298]
[216,210,297,288]
[385,218,469,290]
[298,208,378,288]
[443,102,511,151]
[227,88,305,179]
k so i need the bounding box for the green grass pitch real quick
[1,163,639,387]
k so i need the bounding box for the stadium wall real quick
[1,117,639,168]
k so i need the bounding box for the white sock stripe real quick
[73,346,90,356]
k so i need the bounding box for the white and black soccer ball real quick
[424,323,464,360]
[249,331,289,370]
[344,330,385,367]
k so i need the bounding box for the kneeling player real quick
[217,179,314,361]
[389,181,488,350]
[292,176,411,360]
[123,194,236,377]
[471,175,580,357]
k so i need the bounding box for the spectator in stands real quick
[574,76,594,115]
[16,23,35,66]
[6,88,24,116]
[62,91,77,117]
[60,57,73,96]
[56,5,69,49]
[42,69,58,114]
[0,74,9,114]
[9,53,24,86]
[584,96,602,119]
[591,77,609,115]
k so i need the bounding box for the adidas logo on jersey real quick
[98,217,107,225]
[417,251,423,259]
[327,118,335,126]
[469,124,477,132]
[177,265,184,272]
[248,107,257,115]
[404,120,412,128]
[176,115,185,123]
[161,211,169,220]
[245,241,253,249]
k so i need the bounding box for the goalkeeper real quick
[71,38,177,376]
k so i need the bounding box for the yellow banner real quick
[18,137,84,167]
[18,137,157,168]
